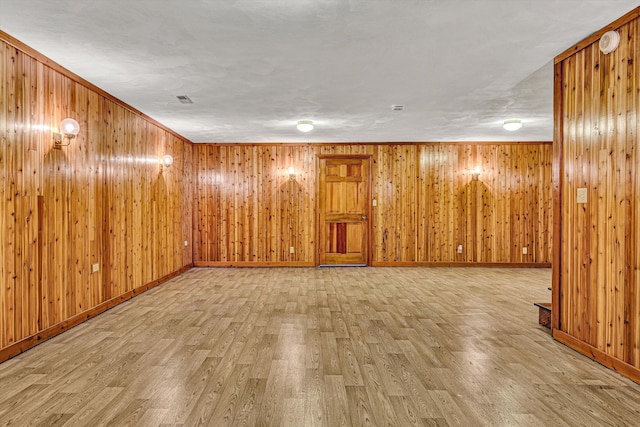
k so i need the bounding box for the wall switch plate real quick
[522,247,528,255]
[184,240,188,247]
[372,199,377,207]
[577,188,587,203]
[92,263,99,273]
[290,246,295,254]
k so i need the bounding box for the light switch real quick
[372,199,377,207]
[577,188,587,204]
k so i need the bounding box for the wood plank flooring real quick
[1,267,639,426]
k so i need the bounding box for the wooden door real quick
[318,156,371,265]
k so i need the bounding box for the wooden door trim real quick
[316,154,372,266]
[551,61,563,332]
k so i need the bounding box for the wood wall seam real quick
[552,61,564,331]
[196,141,554,147]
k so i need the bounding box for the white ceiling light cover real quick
[599,30,620,54]
[503,119,523,131]
[297,120,314,132]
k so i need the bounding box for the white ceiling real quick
[1,1,638,143]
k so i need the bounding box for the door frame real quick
[316,154,373,266]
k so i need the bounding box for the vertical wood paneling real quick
[554,8,640,381]
[193,143,552,266]
[0,35,193,355]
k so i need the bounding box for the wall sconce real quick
[160,154,173,172]
[52,118,80,149]
[288,166,296,180]
[471,166,481,181]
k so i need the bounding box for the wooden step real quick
[534,302,551,329]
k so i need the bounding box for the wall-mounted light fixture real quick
[471,166,481,181]
[599,30,620,54]
[52,118,80,149]
[288,166,296,180]
[296,120,314,132]
[160,154,173,172]
[503,119,522,131]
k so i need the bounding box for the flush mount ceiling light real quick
[296,120,314,132]
[599,30,620,54]
[503,119,522,131]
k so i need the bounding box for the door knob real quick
[362,215,368,220]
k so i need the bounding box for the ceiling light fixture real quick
[599,31,620,54]
[296,120,314,132]
[503,119,522,131]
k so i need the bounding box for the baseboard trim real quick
[194,261,316,267]
[0,264,193,364]
[193,261,551,268]
[370,261,552,268]
[553,329,640,384]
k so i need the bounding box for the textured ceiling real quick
[1,1,637,143]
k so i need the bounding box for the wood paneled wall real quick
[194,143,552,266]
[553,7,640,383]
[0,32,193,359]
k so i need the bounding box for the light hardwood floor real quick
[1,267,639,426]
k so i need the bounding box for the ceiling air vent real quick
[391,104,405,111]
[177,95,193,104]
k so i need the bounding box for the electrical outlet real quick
[457,245,463,254]
[290,246,295,254]
[92,263,99,273]
[184,240,188,247]
[522,247,528,255]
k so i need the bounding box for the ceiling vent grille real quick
[391,104,405,111]
[177,95,193,104]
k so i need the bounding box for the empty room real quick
[2,1,640,425]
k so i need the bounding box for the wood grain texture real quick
[2,267,640,426]
[0,35,193,357]
[193,143,553,265]
[554,10,640,380]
